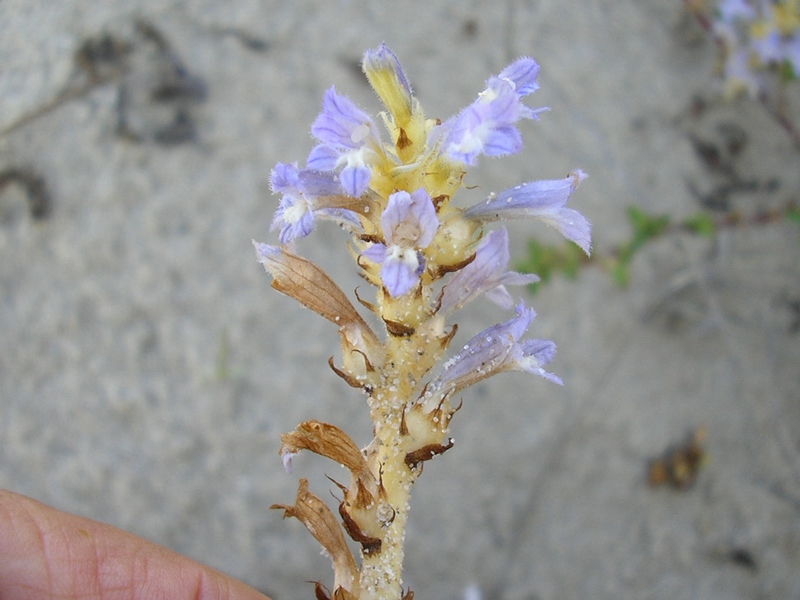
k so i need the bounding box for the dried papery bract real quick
[255,44,590,599]
[271,479,360,597]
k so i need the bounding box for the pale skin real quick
[0,490,272,600]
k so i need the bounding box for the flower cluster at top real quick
[253,44,590,600]
[256,43,590,395]
[711,0,800,96]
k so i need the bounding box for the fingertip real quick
[0,490,273,600]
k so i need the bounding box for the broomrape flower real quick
[270,163,361,244]
[438,228,539,315]
[422,301,562,412]
[308,87,385,197]
[464,170,592,254]
[442,57,549,165]
[710,0,800,97]
[361,188,439,297]
[254,43,590,600]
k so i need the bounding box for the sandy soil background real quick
[2,1,799,598]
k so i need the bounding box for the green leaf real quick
[517,239,590,294]
[627,206,670,240]
[684,213,716,236]
[780,59,797,82]
[611,260,630,287]
[561,243,584,279]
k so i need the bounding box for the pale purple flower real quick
[308,87,383,197]
[362,189,439,297]
[752,25,800,75]
[442,57,548,165]
[711,0,800,94]
[422,302,561,410]
[784,35,800,76]
[724,47,763,96]
[717,0,756,22]
[438,228,539,315]
[464,170,591,254]
[751,27,783,64]
[270,163,359,244]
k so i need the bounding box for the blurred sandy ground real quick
[1,1,799,598]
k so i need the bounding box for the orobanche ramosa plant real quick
[254,44,591,600]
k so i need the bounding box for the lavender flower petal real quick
[443,58,547,165]
[423,302,561,410]
[312,87,376,149]
[362,189,438,297]
[270,163,316,243]
[518,339,562,385]
[439,228,538,315]
[307,87,383,198]
[465,170,591,254]
[270,163,360,243]
[340,163,372,198]
[497,57,541,95]
[362,243,388,263]
[306,144,340,171]
[717,0,756,22]
[483,124,523,157]
[272,196,315,244]
[382,189,439,248]
[381,249,423,297]
[271,161,300,191]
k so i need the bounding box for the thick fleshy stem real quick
[357,310,454,598]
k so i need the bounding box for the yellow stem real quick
[355,384,416,599]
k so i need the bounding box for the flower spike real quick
[257,44,590,599]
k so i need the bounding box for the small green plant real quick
[518,202,798,292]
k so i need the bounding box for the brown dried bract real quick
[431,252,476,279]
[314,581,332,600]
[315,193,381,218]
[431,194,449,211]
[339,501,382,555]
[404,439,454,470]
[384,318,415,337]
[271,479,359,594]
[265,249,370,331]
[396,127,412,150]
[328,357,369,389]
[281,421,373,484]
[332,588,359,600]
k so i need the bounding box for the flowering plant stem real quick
[255,45,590,599]
[684,0,800,150]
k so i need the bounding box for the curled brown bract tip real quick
[270,479,360,596]
[280,421,372,483]
[404,439,455,470]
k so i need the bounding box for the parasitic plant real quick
[254,44,591,600]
